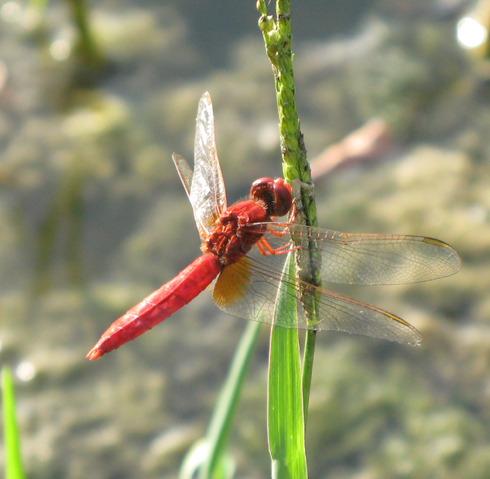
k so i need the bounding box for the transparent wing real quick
[172,153,193,198]
[212,251,423,346]
[190,92,227,237]
[251,223,462,285]
[211,226,461,345]
[172,93,227,240]
[172,153,210,239]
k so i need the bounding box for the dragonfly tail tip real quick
[86,347,104,360]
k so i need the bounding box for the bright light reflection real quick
[1,1,21,23]
[16,362,35,382]
[50,39,71,61]
[457,17,488,49]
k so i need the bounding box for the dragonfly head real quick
[250,177,292,217]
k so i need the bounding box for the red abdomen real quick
[87,254,222,359]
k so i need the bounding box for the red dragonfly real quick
[87,92,461,360]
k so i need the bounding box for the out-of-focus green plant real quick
[2,367,25,479]
[179,321,260,479]
[28,0,102,66]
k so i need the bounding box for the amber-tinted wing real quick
[211,226,461,345]
[213,252,422,345]
[172,92,227,240]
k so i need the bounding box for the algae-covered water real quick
[0,0,488,477]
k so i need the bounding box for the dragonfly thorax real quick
[202,199,270,266]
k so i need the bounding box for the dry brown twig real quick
[310,118,393,181]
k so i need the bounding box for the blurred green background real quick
[0,0,487,477]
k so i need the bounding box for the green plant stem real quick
[257,0,320,422]
[301,329,316,423]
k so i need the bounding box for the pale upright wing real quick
[172,153,193,198]
[250,223,462,285]
[189,92,227,237]
[173,153,210,240]
[212,252,423,346]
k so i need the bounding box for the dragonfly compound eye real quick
[250,177,292,217]
[250,177,274,201]
[271,178,292,217]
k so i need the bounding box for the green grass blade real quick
[179,319,261,479]
[180,439,235,479]
[268,253,307,479]
[2,367,25,479]
[198,319,261,478]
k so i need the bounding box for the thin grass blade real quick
[178,320,261,479]
[268,253,307,478]
[2,367,25,479]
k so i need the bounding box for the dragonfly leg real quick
[256,237,300,256]
[256,200,299,256]
[268,201,297,237]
